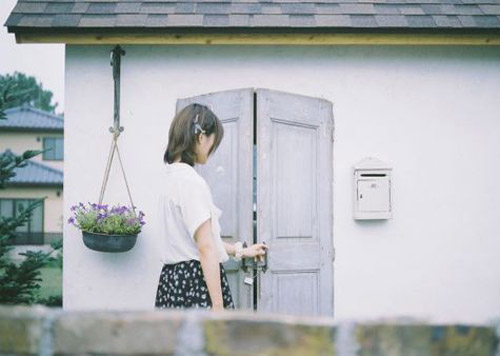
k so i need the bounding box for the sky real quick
[0,0,65,114]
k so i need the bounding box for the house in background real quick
[0,104,64,262]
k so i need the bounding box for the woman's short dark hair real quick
[164,103,224,166]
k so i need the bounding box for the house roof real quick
[0,105,64,132]
[1,149,63,187]
[5,0,500,45]
[5,0,500,31]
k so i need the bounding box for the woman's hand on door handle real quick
[243,242,268,263]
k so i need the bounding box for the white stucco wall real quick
[64,44,500,324]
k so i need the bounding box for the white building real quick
[5,0,500,324]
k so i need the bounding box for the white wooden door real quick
[256,89,334,317]
[177,88,334,316]
[176,89,255,310]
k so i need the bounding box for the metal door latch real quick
[241,241,268,273]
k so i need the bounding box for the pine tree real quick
[0,72,58,114]
[0,77,62,306]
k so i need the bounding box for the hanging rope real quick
[98,129,137,218]
[97,45,137,218]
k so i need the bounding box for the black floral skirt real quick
[155,259,235,310]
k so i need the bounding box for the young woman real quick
[155,103,267,311]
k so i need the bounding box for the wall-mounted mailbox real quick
[353,157,392,220]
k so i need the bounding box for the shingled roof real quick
[0,105,64,132]
[2,149,63,187]
[5,0,500,31]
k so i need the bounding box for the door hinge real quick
[332,248,336,262]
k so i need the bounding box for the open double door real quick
[176,88,334,317]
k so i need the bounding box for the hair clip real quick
[193,113,206,135]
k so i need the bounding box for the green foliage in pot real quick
[68,202,145,235]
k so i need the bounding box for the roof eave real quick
[4,182,63,188]
[0,127,64,133]
[7,26,500,45]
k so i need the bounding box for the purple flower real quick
[68,201,145,233]
[111,206,122,214]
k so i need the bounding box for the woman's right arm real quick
[195,219,224,311]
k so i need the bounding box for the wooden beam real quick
[14,32,500,45]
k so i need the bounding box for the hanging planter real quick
[67,45,146,253]
[68,202,145,253]
[82,231,137,253]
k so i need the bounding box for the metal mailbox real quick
[353,157,392,220]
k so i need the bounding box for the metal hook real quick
[110,45,126,136]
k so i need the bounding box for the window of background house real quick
[43,137,64,161]
[0,199,44,245]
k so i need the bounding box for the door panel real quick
[274,121,317,238]
[256,88,334,317]
[176,88,254,310]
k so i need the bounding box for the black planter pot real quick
[82,231,138,253]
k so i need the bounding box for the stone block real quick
[0,305,50,355]
[204,311,336,356]
[53,309,184,355]
[355,323,499,356]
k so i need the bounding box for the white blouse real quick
[157,161,229,264]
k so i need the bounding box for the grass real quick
[37,263,62,300]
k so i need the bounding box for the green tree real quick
[0,79,62,307]
[0,72,58,114]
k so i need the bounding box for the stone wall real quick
[0,306,498,356]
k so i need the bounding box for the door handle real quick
[241,241,268,273]
[261,241,268,273]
